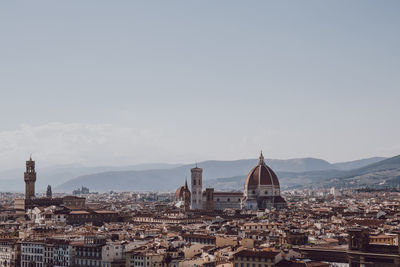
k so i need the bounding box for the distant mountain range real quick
[206,156,400,190]
[0,162,181,192]
[0,156,393,193]
[53,156,387,193]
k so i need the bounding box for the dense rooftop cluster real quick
[1,187,400,266]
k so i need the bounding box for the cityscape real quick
[0,153,400,266]
[1,1,400,267]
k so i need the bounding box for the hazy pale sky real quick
[0,1,399,170]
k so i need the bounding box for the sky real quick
[0,1,399,170]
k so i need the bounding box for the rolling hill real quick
[204,155,400,191]
[54,156,388,192]
[0,156,390,193]
[0,162,181,192]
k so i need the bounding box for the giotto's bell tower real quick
[191,165,203,210]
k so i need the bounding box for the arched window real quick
[227,198,230,202]
[193,179,196,185]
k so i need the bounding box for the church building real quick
[174,152,286,211]
[243,152,286,210]
[174,179,191,212]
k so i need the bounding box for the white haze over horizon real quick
[0,1,399,170]
[0,122,397,172]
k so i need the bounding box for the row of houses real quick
[26,206,120,226]
[0,236,128,267]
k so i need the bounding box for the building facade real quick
[71,236,105,267]
[233,250,281,267]
[52,240,71,267]
[101,241,126,267]
[21,241,45,267]
[212,192,242,210]
[126,250,163,267]
[0,239,20,267]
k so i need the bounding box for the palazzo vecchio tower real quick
[24,156,36,199]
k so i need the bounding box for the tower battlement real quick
[24,156,36,199]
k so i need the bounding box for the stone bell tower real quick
[191,165,203,210]
[24,155,36,199]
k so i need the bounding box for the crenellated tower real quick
[24,156,36,199]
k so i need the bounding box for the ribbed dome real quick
[174,186,185,201]
[244,152,280,189]
[174,179,190,201]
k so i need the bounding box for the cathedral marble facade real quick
[175,152,286,211]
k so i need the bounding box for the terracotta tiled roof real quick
[244,154,280,189]
[234,249,279,258]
